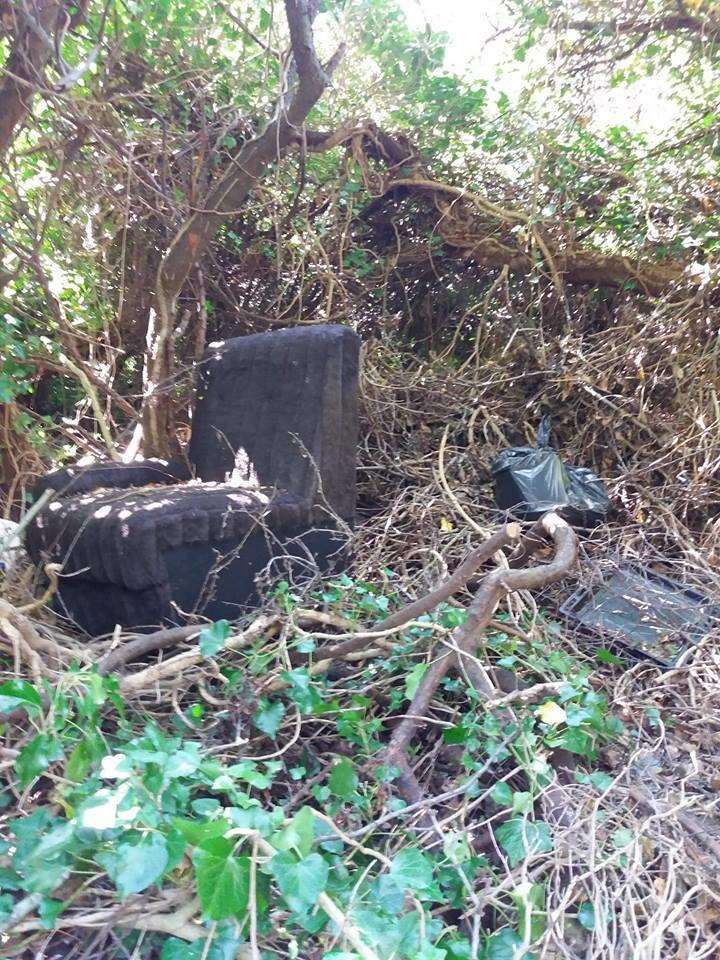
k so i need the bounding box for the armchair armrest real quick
[33,458,190,501]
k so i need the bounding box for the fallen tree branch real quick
[97,623,204,675]
[117,615,277,694]
[9,896,226,949]
[101,609,349,683]
[313,522,521,662]
[385,513,578,805]
[490,679,569,709]
[0,597,74,676]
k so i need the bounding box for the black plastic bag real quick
[491,416,610,527]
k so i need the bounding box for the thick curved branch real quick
[387,513,578,758]
[97,624,203,675]
[568,13,720,45]
[0,0,63,158]
[385,179,697,296]
[312,522,521,662]
[304,129,701,297]
[142,0,343,456]
[0,0,92,159]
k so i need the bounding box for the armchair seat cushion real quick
[27,481,345,634]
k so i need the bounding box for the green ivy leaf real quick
[253,699,286,738]
[0,894,14,924]
[371,873,405,913]
[612,828,634,849]
[165,828,188,872]
[193,837,250,920]
[30,821,76,862]
[484,927,523,960]
[440,607,467,629]
[199,620,230,657]
[512,791,533,814]
[596,648,624,665]
[161,929,246,960]
[578,901,595,930]
[98,832,169,897]
[443,723,469,744]
[13,819,75,894]
[510,881,546,941]
[328,758,358,801]
[272,805,315,858]
[558,727,595,757]
[163,743,202,780]
[414,944,447,960]
[224,761,273,789]
[0,866,21,891]
[389,848,434,892]
[16,734,64,787]
[161,939,206,960]
[491,782,513,807]
[588,771,614,791]
[404,662,428,700]
[281,669,323,714]
[0,679,41,715]
[270,850,328,911]
[38,897,64,929]
[495,819,553,867]
[173,817,230,846]
[65,733,104,782]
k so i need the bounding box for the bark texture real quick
[0,0,64,158]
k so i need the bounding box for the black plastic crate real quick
[560,565,720,668]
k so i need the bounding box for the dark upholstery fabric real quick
[27,483,305,591]
[33,459,188,499]
[189,324,358,522]
[25,326,359,635]
[27,483,342,634]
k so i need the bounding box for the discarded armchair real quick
[26,325,360,635]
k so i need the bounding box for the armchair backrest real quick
[188,325,359,523]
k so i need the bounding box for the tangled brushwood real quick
[1,292,719,958]
[2,0,720,956]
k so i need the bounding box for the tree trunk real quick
[0,0,63,159]
[141,0,341,458]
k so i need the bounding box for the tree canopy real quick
[2,0,718,471]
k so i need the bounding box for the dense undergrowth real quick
[1,576,628,959]
[2,316,719,956]
[3,0,720,956]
